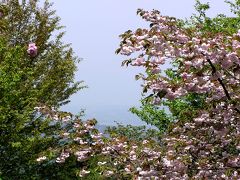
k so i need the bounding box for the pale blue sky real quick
[48,0,232,125]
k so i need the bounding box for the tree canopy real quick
[0,0,84,178]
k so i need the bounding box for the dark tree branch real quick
[205,56,240,114]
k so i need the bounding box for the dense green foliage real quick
[129,103,171,132]
[1,0,83,107]
[0,0,84,178]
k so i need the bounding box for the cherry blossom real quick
[27,43,38,57]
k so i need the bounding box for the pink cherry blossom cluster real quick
[35,103,240,178]
[117,9,240,178]
[119,10,240,108]
[27,42,38,57]
[34,106,165,178]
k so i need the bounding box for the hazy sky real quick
[47,0,232,125]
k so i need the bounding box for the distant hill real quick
[61,104,150,126]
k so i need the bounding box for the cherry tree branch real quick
[206,57,240,114]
